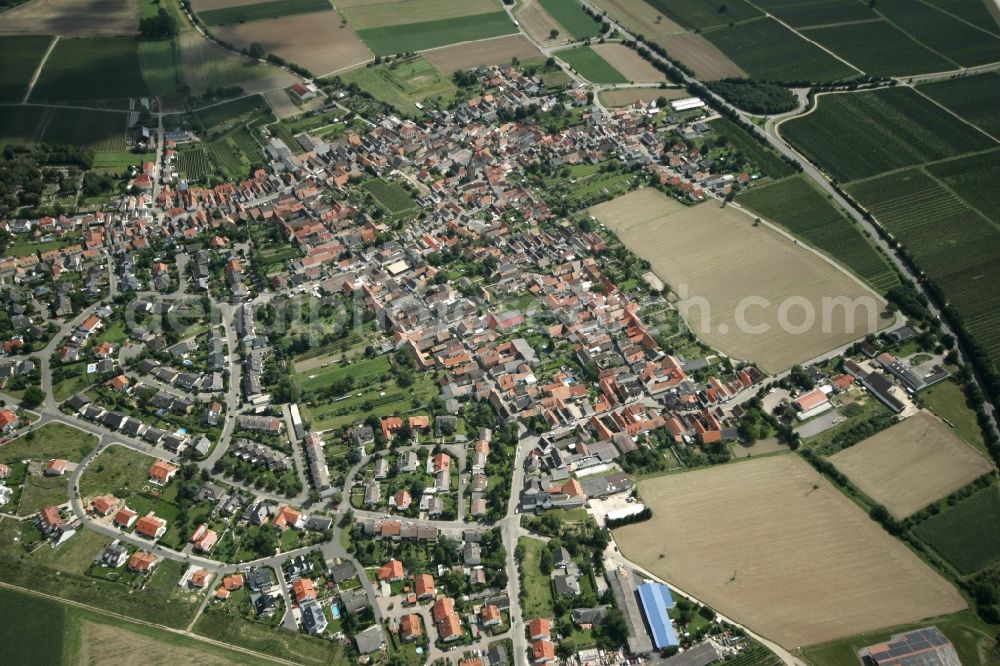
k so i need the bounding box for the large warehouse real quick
[637,582,680,650]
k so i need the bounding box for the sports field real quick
[538,0,601,40]
[31,37,150,101]
[557,46,626,84]
[803,20,953,77]
[0,0,137,36]
[199,0,331,26]
[591,189,888,373]
[830,411,994,519]
[736,175,898,292]
[780,87,992,183]
[915,485,1000,575]
[590,44,664,82]
[703,17,857,83]
[213,11,371,75]
[657,32,745,80]
[423,34,544,73]
[919,72,1000,139]
[355,11,517,56]
[0,36,54,103]
[614,455,966,649]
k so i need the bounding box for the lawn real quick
[736,175,898,292]
[362,179,418,215]
[0,35,53,103]
[919,72,1000,138]
[781,86,991,183]
[78,445,158,499]
[802,20,953,77]
[517,536,554,618]
[17,470,68,515]
[293,354,390,393]
[199,0,332,26]
[0,422,98,464]
[557,46,626,84]
[538,0,601,39]
[356,11,517,56]
[920,379,987,454]
[31,37,150,102]
[915,485,1000,575]
[300,371,438,430]
[91,149,156,176]
[0,587,65,665]
[703,17,856,83]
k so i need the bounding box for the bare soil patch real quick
[590,43,665,82]
[658,32,745,80]
[213,10,371,75]
[599,86,687,107]
[615,455,966,649]
[515,0,572,47]
[830,411,995,519]
[264,88,302,119]
[590,189,889,374]
[0,0,137,36]
[424,34,544,73]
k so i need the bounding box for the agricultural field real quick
[177,147,212,181]
[139,38,184,100]
[872,0,1000,67]
[802,20,953,77]
[0,36,53,103]
[515,0,572,46]
[614,455,966,649]
[423,34,544,73]
[557,46,626,84]
[355,11,517,56]
[0,107,43,146]
[599,87,688,107]
[643,0,761,30]
[30,37,150,102]
[780,87,992,183]
[341,0,500,29]
[847,167,1000,372]
[590,0,685,40]
[196,95,268,133]
[707,117,796,179]
[919,73,1000,139]
[736,175,898,292]
[0,423,97,465]
[915,485,1000,575]
[657,32,745,80]
[0,588,65,665]
[924,0,1000,36]
[921,379,988,453]
[177,21,296,96]
[199,0,331,26]
[213,11,371,75]
[0,0,137,36]
[538,0,601,40]
[830,412,994,519]
[363,178,418,215]
[591,189,889,374]
[926,150,1000,221]
[751,0,876,27]
[263,88,301,119]
[340,55,458,115]
[703,18,858,83]
[590,43,664,82]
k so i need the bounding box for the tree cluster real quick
[707,79,797,114]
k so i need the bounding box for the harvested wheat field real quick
[0,0,137,35]
[590,189,889,373]
[831,411,995,519]
[659,32,745,80]
[599,86,687,107]
[75,619,253,666]
[591,0,685,40]
[213,11,371,75]
[341,0,499,29]
[515,0,572,47]
[615,456,966,649]
[425,34,544,73]
[591,43,665,82]
[179,30,297,96]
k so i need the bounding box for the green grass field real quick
[781,87,991,182]
[751,0,875,27]
[78,445,158,499]
[199,0,331,26]
[340,55,459,115]
[538,0,601,39]
[293,354,390,393]
[703,17,856,83]
[363,179,418,214]
[356,11,517,56]
[17,471,68,515]
[803,20,953,77]
[139,38,184,100]
[920,379,988,454]
[708,117,796,179]
[517,536,555,618]
[0,36,53,103]
[0,422,98,464]
[873,0,1000,67]
[915,485,1000,574]
[919,73,1000,139]
[644,0,761,29]
[737,175,898,292]
[197,94,269,133]
[802,610,996,666]
[558,46,626,84]
[31,37,150,102]
[0,587,65,665]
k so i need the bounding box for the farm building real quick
[636,582,680,650]
[793,387,833,420]
[671,97,706,111]
[859,626,958,666]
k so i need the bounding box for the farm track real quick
[23,35,58,104]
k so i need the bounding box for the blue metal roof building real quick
[637,582,680,649]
